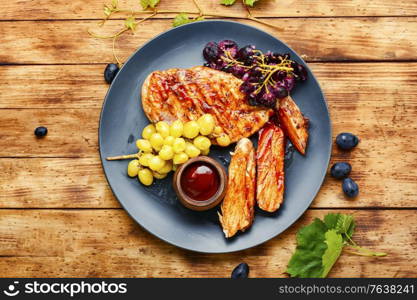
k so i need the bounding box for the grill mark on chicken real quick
[256,123,285,212]
[141,66,273,144]
[218,138,256,238]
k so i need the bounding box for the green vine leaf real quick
[286,218,328,278]
[111,0,119,8]
[321,230,343,277]
[173,13,204,27]
[244,0,259,6]
[141,0,160,10]
[104,6,112,17]
[220,0,237,5]
[125,16,137,31]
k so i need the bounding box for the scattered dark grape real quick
[203,41,219,62]
[104,63,119,84]
[330,162,352,179]
[231,263,249,279]
[34,126,48,137]
[218,40,238,58]
[336,133,359,150]
[342,178,359,198]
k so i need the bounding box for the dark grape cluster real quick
[202,40,308,108]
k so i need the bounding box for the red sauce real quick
[180,162,220,201]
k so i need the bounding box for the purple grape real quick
[257,92,277,108]
[265,51,280,64]
[231,65,245,78]
[242,71,260,83]
[284,76,295,91]
[271,85,289,99]
[249,67,262,78]
[296,64,308,81]
[272,70,286,82]
[203,42,219,62]
[239,82,256,94]
[242,72,250,82]
[237,45,256,61]
[218,40,238,58]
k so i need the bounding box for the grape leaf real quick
[324,213,355,241]
[244,0,259,6]
[125,16,137,31]
[140,0,160,10]
[321,230,343,277]
[220,0,237,5]
[173,13,204,27]
[286,218,328,278]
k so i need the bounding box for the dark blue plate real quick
[99,20,331,253]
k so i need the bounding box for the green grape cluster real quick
[127,114,231,186]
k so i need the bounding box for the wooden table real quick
[0,0,416,278]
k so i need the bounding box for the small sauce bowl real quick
[173,156,227,211]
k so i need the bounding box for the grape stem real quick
[88,0,283,64]
[106,153,139,160]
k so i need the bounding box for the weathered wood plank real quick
[0,157,117,208]
[0,109,99,157]
[3,0,417,20]
[1,62,416,107]
[1,145,415,208]
[0,209,414,277]
[0,18,416,64]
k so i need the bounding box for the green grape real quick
[183,121,200,139]
[172,137,186,153]
[169,120,184,138]
[173,152,189,164]
[158,160,173,174]
[153,171,167,179]
[185,142,201,158]
[216,134,231,147]
[156,121,170,138]
[136,139,152,152]
[193,136,211,150]
[142,124,156,140]
[150,133,164,150]
[138,168,153,186]
[197,114,215,135]
[201,148,210,155]
[213,126,223,135]
[159,145,174,160]
[148,155,166,171]
[127,159,140,177]
[139,153,153,167]
[163,135,175,146]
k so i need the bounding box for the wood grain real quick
[0,209,415,277]
[0,62,415,207]
[1,62,416,108]
[0,18,416,64]
[3,0,417,20]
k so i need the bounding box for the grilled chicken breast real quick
[257,123,285,212]
[141,66,273,144]
[278,96,309,155]
[218,138,256,238]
